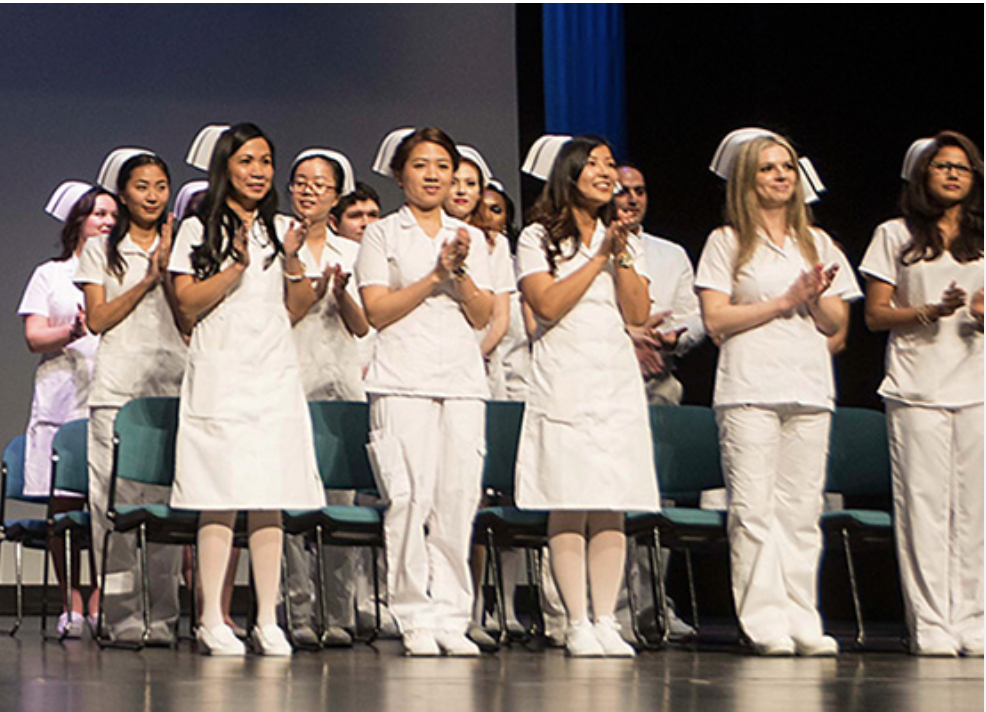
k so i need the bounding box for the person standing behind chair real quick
[169,123,326,657]
[19,182,116,637]
[695,128,860,657]
[356,127,494,657]
[75,150,188,645]
[286,148,369,649]
[860,131,984,658]
[515,135,659,658]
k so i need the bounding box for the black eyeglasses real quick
[929,161,973,176]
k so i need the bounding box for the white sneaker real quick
[403,629,441,657]
[751,637,796,657]
[593,616,636,657]
[57,612,84,639]
[435,630,481,657]
[913,630,958,657]
[794,635,839,657]
[197,624,246,656]
[251,625,293,656]
[565,620,605,658]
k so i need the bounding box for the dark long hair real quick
[191,123,281,279]
[389,127,460,179]
[56,186,117,261]
[901,130,983,265]
[526,135,616,275]
[107,154,171,280]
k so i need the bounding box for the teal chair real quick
[624,405,727,647]
[1,435,49,635]
[44,418,92,640]
[99,397,216,648]
[473,401,550,646]
[823,406,896,648]
[282,400,384,646]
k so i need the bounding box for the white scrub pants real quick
[367,395,485,634]
[886,401,984,650]
[88,406,181,636]
[716,405,830,645]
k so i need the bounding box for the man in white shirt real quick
[616,164,705,405]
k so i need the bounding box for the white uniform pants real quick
[88,406,181,634]
[367,395,485,634]
[716,405,829,644]
[887,401,984,649]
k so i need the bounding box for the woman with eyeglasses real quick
[695,129,860,657]
[169,123,325,657]
[860,130,984,657]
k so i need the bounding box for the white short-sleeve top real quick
[75,234,187,407]
[695,226,862,410]
[859,218,984,407]
[354,206,492,399]
[488,233,517,295]
[293,229,366,401]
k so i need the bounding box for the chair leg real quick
[94,529,112,647]
[137,525,151,649]
[841,528,866,648]
[648,529,670,646]
[684,549,700,633]
[484,530,507,646]
[624,537,650,648]
[282,534,297,644]
[54,530,74,641]
[11,542,24,637]
[525,547,548,646]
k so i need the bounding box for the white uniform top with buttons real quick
[75,235,187,409]
[695,226,862,411]
[18,256,100,496]
[640,232,705,355]
[293,229,366,401]
[514,221,660,511]
[354,206,493,399]
[168,215,325,510]
[859,218,984,407]
[480,232,517,398]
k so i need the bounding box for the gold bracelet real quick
[284,271,305,283]
[915,304,936,326]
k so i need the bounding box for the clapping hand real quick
[935,281,968,318]
[231,224,250,268]
[283,218,309,259]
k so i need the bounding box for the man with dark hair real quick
[329,182,381,243]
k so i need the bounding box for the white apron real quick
[171,218,325,510]
[515,223,660,511]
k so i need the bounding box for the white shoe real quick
[403,629,441,657]
[959,639,984,657]
[197,624,246,656]
[291,625,322,649]
[913,630,958,657]
[321,625,354,648]
[57,612,84,639]
[565,620,605,658]
[751,637,796,657]
[667,611,697,642]
[251,625,293,656]
[794,635,839,657]
[593,616,636,657]
[466,622,499,652]
[435,630,481,657]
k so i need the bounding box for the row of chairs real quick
[2,399,895,649]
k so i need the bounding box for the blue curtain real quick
[542,4,627,157]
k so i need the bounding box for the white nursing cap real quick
[709,127,825,204]
[456,145,493,184]
[172,180,209,221]
[291,148,356,196]
[487,178,505,193]
[521,135,573,181]
[901,137,935,182]
[96,148,155,194]
[45,181,94,222]
[371,127,416,178]
[186,124,231,172]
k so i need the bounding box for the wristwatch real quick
[615,252,634,269]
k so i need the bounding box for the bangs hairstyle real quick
[57,186,117,262]
[289,154,345,196]
[526,135,616,275]
[107,153,171,281]
[191,123,281,279]
[900,130,983,265]
[388,127,460,178]
[725,135,818,279]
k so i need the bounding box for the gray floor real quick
[1,618,982,712]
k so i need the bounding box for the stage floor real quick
[1,618,982,712]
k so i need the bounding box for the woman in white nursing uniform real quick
[285,148,368,649]
[75,150,187,645]
[860,130,984,657]
[356,127,493,657]
[18,182,115,636]
[695,128,860,657]
[169,123,325,657]
[515,135,658,658]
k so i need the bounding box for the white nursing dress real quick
[169,216,325,510]
[514,221,660,511]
